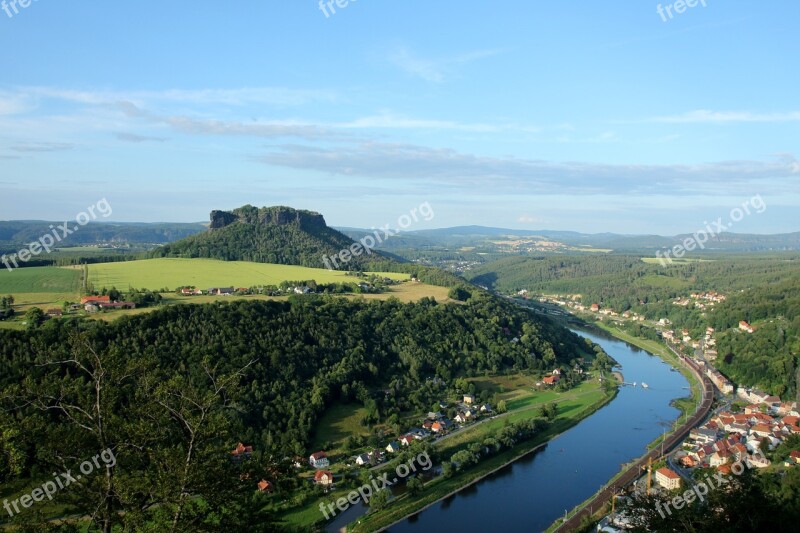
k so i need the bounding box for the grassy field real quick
[0,266,82,313]
[0,259,447,329]
[85,258,410,291]
[310,403,372,456]
[0,266,81,294]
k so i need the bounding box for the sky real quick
[0,0,798,234]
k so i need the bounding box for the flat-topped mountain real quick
[151,205,385,269]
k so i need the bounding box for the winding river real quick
[333,328,689,532]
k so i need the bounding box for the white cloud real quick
[649,109,800,123]
[388,47,504,83]
[259,141,800,196]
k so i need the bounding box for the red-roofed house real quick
[399,435,416,446]
[257,479,273,493]
[314,470,334,487]
[309,451,330,469]
[655,467,681,490]
[231,442,253,461]
[739,321,755,333]
[543,375,560,385]
[81,295,111,305]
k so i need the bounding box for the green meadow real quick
[86,258,409,291]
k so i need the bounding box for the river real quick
[333,327,689,532]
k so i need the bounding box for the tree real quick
[406,476,424,495]
[0,420,24,482]
[496,400,508,413]
[24,307,45,329]
[369,488,391,511]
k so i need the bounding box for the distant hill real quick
[151,205,389,269]
[0,221,206,252]
[339,225,800,254]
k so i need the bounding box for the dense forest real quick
[0,293,584,530]
[468,254,800,398]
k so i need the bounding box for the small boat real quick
[642,382,649,389]
[632,382,637,387]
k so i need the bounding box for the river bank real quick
[545,320,709,532]
[346,382,619,532]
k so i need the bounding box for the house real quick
[680,455,698,468]
[84,303,100,313]
[231,443,253,462]
[314,470,334,487]
[454,413,469,424]
[386,442,401,454]
[750,424,773,438]
[590,304,600,312]
[480,404,492,413]
[257,479,273,493]
[399,435,416,447]
[80,295,111,305]
[748,455,771,469]
[309,451,329,469]
[710,450,732,467]
[788,451,800,465]
[690,427,717,444]
[431,421,444,433]
[739,321,755,333]
[552,368,562,376]
[355,453,371,466]
[463,394,475,405]
[180,288,195,295]
[543,375,560,385]
[46,308,63,317]
[208,287,235,296]
[655,467,681,490]
[294,286,312,295]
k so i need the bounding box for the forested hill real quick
[150,205,386,269]
[468,254,800,399]
[0,294,587,530]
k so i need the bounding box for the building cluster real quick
[674,400,799,476]
[537,296,647,322]
[80,295,136,313]
[673,291,727,310]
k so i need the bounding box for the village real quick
[531,290,800,530]
[222,389,502,502]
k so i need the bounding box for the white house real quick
[309,451,329,469]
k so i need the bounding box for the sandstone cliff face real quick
[209,206,327,231]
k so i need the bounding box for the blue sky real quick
[0,0,798,234]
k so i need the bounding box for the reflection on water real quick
[382,328,689,533]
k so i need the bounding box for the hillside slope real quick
[151,205,384,270]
